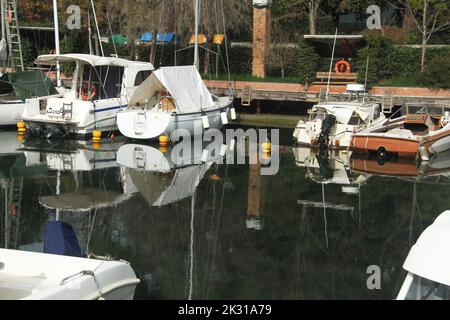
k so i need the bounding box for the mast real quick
[90,0,104,57]
[193,0,199,70]
[1,0,5,40]
[53,0,61,87]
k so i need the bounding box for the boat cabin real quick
[36,54,154,102]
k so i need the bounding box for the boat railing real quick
[157,95,181,113]
[395,103,450,118]
[318,89,373,103]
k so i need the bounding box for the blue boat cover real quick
[44,221,85,258]
[140,32,176,44]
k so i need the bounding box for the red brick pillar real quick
[252,6,271,78]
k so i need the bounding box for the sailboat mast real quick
[194,0,199,70]
[1,0,5,40]
[53,0,61,87]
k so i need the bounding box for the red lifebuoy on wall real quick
[335,60,351,74]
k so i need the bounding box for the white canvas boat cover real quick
[128,65,215,113]
[153,163,212,206]
[130,162,212,207]
[317,104,373,125]
[403,210,450,286]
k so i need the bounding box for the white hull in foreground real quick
[0,249,140,300]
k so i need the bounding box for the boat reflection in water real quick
[0,136,140,300]
[349,150,450,182]
[117,137,229,299]
[293,147,369,195]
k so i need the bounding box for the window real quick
[134,70,152,86]
[81,65,124,100]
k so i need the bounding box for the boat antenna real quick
[326,28,338,101]
[194,0,200,70]
[53,0,61,87]
[106,12,117,57]
[363,55,370,103]
[90,0,104,57]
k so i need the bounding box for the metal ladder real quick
[382,90,394,114]
[241,86,252,107]
[5,0,24,71]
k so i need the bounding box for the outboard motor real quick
[318,114,336,148]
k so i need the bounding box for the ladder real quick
[241,86,252,107]
[381,90,395,114]
[5,0,24,71]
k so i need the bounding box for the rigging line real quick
[188,192,195,300]
[322,183,329,249]
[106,12,117,57]
[219,0,231,85]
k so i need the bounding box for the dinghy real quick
[117,65,234,140]
[351,105,450,161]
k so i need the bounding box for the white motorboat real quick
[21,54,154,138]
[293,84,386,149]
[397,210,450,300]
[117,65,234,140]
[0,248,140,300]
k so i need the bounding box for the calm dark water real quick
[1,127,450,300]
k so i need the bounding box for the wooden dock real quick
[205,80,450,111]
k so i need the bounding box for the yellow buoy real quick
[17,121,26,134]
[16,135,25,143]
[92,142,102,150]
[92,130,102,143]
[159,146,169,153]
[262,141,271,154]
[159,135,169,147]
[210,174,221,182]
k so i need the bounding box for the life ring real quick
[80,82,96,101]
[440,116,450,128]
[335,60,351,74]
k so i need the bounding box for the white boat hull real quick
[117,105,231,140]
[0,100,26,126]
[0,249,140,300]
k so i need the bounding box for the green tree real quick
[297,38,320,84]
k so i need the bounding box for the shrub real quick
[419,54,450,89]
[296,38,320,84]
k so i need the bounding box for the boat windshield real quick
[77,65,124,101]
[404,275,450,300]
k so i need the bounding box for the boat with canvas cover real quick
[117,65,233,140]
[351,104,450,161]
[21,54,154,138]
[293,84,386,149]
[397,210,450,300]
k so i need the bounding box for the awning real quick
[36,54,154,69]
[140,32,176,44]
[109,34,128,45]
[189,34,207,46]
[128,65,215,113]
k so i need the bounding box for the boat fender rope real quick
[60,270,104,299]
